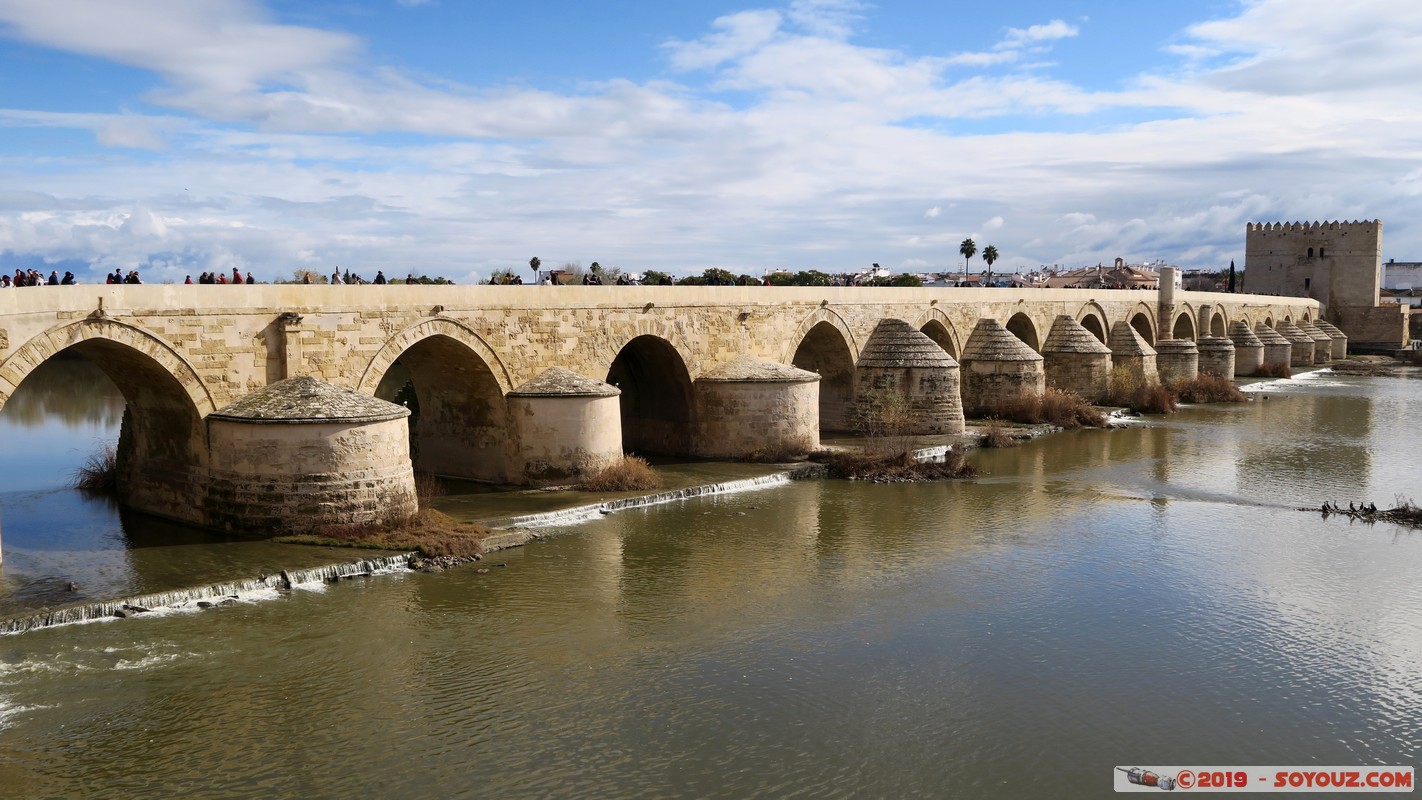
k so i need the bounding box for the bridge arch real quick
[1075,302,1109,344]
[1208,308,1228,337]
[1005,312,1041,352]
[1129,303,1156,346]
[0,318,213,524]
[607,334,696,455]
[359,317,512,396]
[360,318,513,482]
[787,308,858,433]
[1171,310,1197,341]
[914,308,962,359]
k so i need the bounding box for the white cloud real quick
[664,10,783,71]
[1002,19,1079,47]
[786,0,865,39]
[2,0,1422,281]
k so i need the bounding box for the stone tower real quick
[1243,220,1381,308]
[1244,220,1405,349]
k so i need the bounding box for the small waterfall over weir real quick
[1,554,413,636]
[498,465,826,530]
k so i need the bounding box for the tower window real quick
[1307,247,1314,258]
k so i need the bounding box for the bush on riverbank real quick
[1169,374,1247,404]
[1106,367,1177,414]
[810,448,977,482]
[980,388,1108,429]
[72,442,118,494]
[1253,361,1292,379]
[979,421,1018,448]
[579,456,663,492]
[739,435,817,463]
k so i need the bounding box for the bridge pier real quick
[1043,315,1113,402]
[695,356,821,457]
[1110,321,1159,385]
[853,319,965,435]
[960,318,1046,416]
[507,368,623,482]
[204,378,417,535]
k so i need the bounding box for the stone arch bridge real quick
[0,284,1316,536]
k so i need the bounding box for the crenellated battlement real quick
[1246,220,1381,233]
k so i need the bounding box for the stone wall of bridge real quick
[0,285,1322,408]
[0,284,1320,534]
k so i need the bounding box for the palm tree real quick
[529,256,541,282]
[982,245,998,287]
[959,238,976,280]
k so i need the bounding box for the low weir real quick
[1,554,414,636]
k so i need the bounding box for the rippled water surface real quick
[2,365,1420,798]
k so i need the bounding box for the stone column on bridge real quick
[1042,315,1113,403]
[960,318,1045,417]
[507,367,622,483]
[205,377,417,535]
[852,319,965,435]
[277,312,304,380]
[1157,267,1178,343]
[694,355,821,458]
[1197,302,1215,339]
[1227,322,1264,376]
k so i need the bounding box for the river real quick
[1,360,1420,798]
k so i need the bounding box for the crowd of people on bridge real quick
[3,269,77,287]
[187,269,256,284]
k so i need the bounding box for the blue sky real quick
[2,0,1420,283]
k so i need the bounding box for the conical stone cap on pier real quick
[1108,321,1157,357]
[1228,321,1263,348]
[1298,320,1332,345]
[1043,315,1112,355]
[210,376,409,424]
[858,318,960,368]
[962,318,1043,362]
[1254,323,1290,346]
[509,366,620,397]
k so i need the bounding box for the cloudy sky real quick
[1,0,1420,284]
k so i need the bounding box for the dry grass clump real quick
[739,435,817,463]
[1253,361,1292,378]
[414,470,445,502]
[1329,361,1396,376]
[287,508,488,559]
[1169,374,1248,404]
[1106,367,1178,414]
[72,442,118,494]
[811,448,976,482]
[979,388,1107,429]
[578,455,663,492]
[979,421,1018,448]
